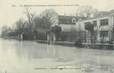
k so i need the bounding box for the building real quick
[58,15,77,32]
[57,15,83,41]
[47,15,78,42]
[77,13,114,43]
[50,15,86,42]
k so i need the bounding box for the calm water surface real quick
[0,38,114,73]
[0,38,79,73]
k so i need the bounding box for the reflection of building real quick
[77,14,114,43]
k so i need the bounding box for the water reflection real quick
[0,38,78,73]
[0,38,76,61]
[14,40,76,62]
[0,38,113,73]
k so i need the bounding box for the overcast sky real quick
[0,0,114,27]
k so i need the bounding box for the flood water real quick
[0,38,114,73]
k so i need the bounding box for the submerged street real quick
[0,38,114,73]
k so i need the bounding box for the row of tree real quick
[2,5,112,41]
[1,8,60,40]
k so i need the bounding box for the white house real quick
[76,13,114,43]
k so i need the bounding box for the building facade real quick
[57,15,80,41]
[77,14,114,43]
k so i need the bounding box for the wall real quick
[59,24,76,32]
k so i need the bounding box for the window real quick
[93,21,97,26]
[100,31,108,37]
[100,19,109,26]
[72,18,76,23]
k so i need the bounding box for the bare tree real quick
[76,5,98,18]
[24,8,34,30]
[41,9,58,28]
[25,8,33,24]
[15,19,25,34]
[33,9,58,31]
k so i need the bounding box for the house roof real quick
[58,15,76,24]
[78,12,114,22]
[58,15,87,24]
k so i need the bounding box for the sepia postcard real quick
[0,0,114,73]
